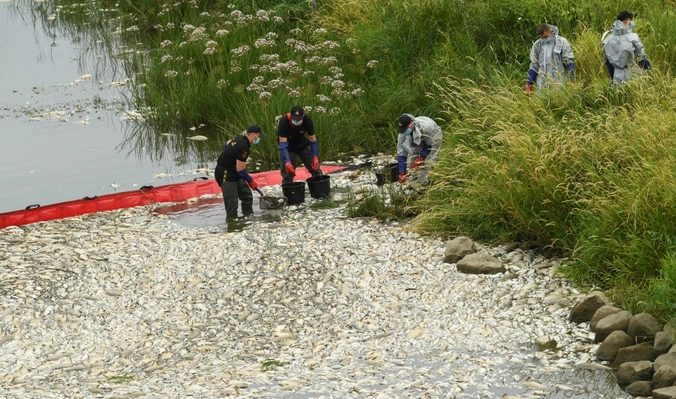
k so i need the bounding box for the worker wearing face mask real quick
[526,24,575,96]
[215,124,264,218]
[396,113,442,185]
[277,105,322,185]
[603,11,651,85]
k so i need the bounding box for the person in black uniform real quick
[214,125,264,218]
[277,105,321,184]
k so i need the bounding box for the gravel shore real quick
[0,169,629,398]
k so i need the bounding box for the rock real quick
[596,330,634,361]
[655,326,676,356]
[655,353,676,373]
[654,386,676,399]
[443,236,477,264]
[590,305,624,331]
[623,380,652,397]
[594,311,633,343]
[653,366,676,389]
[616,360,653,387]
[627,312,662,344]
[613,344,656,368]
[455,252,505,275]
[569,291,610,323]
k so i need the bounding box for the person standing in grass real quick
[396,113,442,185]
[214,125,264,218]
[277,105,322,185]
[603,11,651,85]
[526,24,575,95]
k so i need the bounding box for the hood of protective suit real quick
[400,113,422,145]
[548,25,559,37]
[611,20,632,35]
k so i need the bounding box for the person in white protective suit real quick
[526,24,575,96]
[395,113,442,185]
[603,11,651,85]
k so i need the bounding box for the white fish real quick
[188,135,208,141]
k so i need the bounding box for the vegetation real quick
[18,0,676,321]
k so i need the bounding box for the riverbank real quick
[0,170,628,398]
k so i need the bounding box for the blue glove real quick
[278,141,291,163]
[237,169,253,183]
[527,69,537,86]
[566,61,575,81]
[397,155,407,174]
[419,144,431,159]
[604,58,615,80]
[309,140,319,157]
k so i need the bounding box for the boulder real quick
[623,380,652,397]
[654,386,676,399]
[443,236,477,264]
[569,291,610,323]
[616,360,653,387]
[655,326,676,356]
[655,353,676,373]
[456,252,505,275]
[627,312,662,344]
[594,311,633,343]
[590,305,624,331]
[596,330,634,361]
[613,344,656,368]
[653,366,676,389]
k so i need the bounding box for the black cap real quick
[290,106,304,120]
[246,124,264,135]
[617,11,635,21]
[397,114,413,134]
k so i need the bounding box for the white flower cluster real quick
[161,54,173,63]
[188,27,208,42]
[314,106,326,113]
[126,25,139,32]
[316,40,340,50]
[154,24,165,33]
[260,53,280,63]
[285,39,309,52]
[215,29,229,37]
[216,79,228,89]
[205,40,218,47]
[231,45,250,57]
[254,38,275,48]
[273,16,283,23]
[230,10,253,23]
[315,94,331,102]
[165,70,178,78]
[313,28,327,35]
[290,28,303,35]
[329,107,341,115]
[259,91,272,99]
[160,40,173,47]
[366,60,379,68]
[256,10,274,21]
[267,78,290,88]
[200,11,210,17]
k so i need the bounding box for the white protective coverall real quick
[603,20,650,84]
[528,25,575,89]
[396,114,442,184]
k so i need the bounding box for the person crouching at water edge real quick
[277,105,322,184]
[214,125,264,218]
[396,113,442,185]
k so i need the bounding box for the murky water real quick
[0,2,211,213]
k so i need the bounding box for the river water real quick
[0,1,213,214]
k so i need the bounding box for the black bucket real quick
[282,182,306,205]
[307,175,330,199]
[376,163,399,185]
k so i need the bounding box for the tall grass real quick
[417,73,676,321]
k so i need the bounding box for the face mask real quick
[403,128,412,136]
[629,21,635,29]
[253,137,260,145]
[543,37,552,44]
[291,120,302,126]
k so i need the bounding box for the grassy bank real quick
[20,0,676,321]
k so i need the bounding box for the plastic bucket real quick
[281,182,306,205]
[381,163,398,183]
[307,175,331,199]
